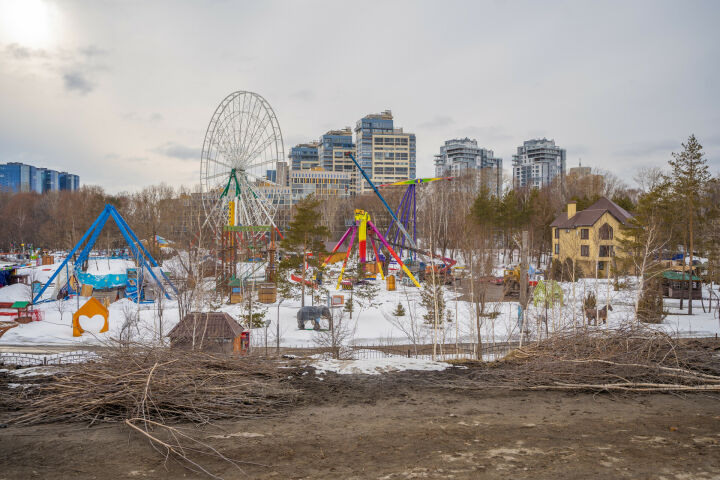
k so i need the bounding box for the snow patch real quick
[312,357,451,375]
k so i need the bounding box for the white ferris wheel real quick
[200,91,284,236]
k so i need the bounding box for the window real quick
[580,228,589,240]
[599,223,613,240]
[581,245,589,257]
[598,261,606,271]
[554,244,559,254]
[599,245,614,258]
[554,228,559,239]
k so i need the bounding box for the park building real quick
[512,138,566,189]
[355,110,416,191]
[434,138,503,197]
[0,162,79,194]
[290,168,352,202]
[550,197,633,278]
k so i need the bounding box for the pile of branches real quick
[469,325,720,393]
[11,347,298,425]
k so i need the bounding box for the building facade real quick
[290,168,352,201]
[434,138,503,196]
[0,162,79,193]
[550,197,633,277]
[317,128,358,194]
[512,138,566,189]
[354,110,416,190]
[288,142,320,171]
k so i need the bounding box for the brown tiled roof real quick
[167,312,244,340]
[550,197,633,229]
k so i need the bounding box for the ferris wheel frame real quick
[200,91,285,237]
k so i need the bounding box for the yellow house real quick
[550,197,633,277]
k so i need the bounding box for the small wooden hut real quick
[662,271,703,300]
[167,312,247,353]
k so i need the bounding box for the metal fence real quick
[248,341,516,362]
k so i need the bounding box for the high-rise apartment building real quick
[512,138,566,189]
[0,162,79,193]
[354,110,415,190]
[434,138,503,196]
[288,142,320,170]
[318,128,358,193]
[58,172,80,191]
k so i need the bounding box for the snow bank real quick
[311,357,451,375]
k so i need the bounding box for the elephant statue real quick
[297,305,332,330]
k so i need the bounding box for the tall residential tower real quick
[354,110,416,190]
[434,138,503,196]
[512,138,566,189]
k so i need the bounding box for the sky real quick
[0,0,719,194]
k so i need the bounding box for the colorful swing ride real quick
[378,176,458,278]
[318,153,459,289]
[322,209,420,289]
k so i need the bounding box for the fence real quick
[247,341,517,362]
[0,350,96,367]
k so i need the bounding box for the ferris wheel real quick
[200,91,284,236]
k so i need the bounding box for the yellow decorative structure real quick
[228,200,236,226]
[72,297,110,337]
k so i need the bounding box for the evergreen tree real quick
[343,296,354,319]
[664,135,711,314]
[392,302,406,317]
[280,195,330,306]
[421,280,446,324]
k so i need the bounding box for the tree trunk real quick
[688,203,694,315]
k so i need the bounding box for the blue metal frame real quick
[33,204,176,303]
[345,153,417,250]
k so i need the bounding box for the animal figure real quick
[296,306,331,330]
[585,304,613,325]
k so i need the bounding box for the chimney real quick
[567,201,577,219]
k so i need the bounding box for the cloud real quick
[63,71,94,94]
[290,89,315,101]
[79,45,108,58]
[457,125,513,143]
[121,112,164,123]
[419,115,455,129]
[615,140,679,157]
[4,43,49,60]
[153,142,200,161]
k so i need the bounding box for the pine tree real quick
[343,296,354,319]
[392,302,406,317]
[637,278,666,324]
[280,195,330,306]
[421,281,445,324]
[664,135,711,314]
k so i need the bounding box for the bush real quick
[562,258,583,280]
[548,258,562,281]
[637,278,666,324]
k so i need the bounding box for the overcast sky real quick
[1,0,718,193]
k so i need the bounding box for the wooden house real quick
[167,312,247,353]
[661,271,703,300]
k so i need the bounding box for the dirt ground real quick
[1,367,719,480]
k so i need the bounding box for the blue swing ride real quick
[32,204,177,304]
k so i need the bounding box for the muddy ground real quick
[1,366,719,480]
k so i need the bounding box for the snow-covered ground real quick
[312,357,451,375]
[0,258,719,348]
